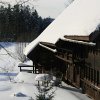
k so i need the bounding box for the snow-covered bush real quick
[36,85,55,100]
[35,76,55,100]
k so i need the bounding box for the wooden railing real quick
[18,65,39,74]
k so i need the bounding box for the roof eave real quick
[60,37,96,46]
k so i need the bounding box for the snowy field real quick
[0,42,92,100]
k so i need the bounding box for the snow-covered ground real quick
[0,72,92,100]
[0,42,92,100]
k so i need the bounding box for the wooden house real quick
[24,0,100,99]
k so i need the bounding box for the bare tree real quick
[0,0,36,6]
[0,43,24,81]
[0,60,16,82]
[0,43,27,62]
[0,43,20,61]
[15,42,28,62]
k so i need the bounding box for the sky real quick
[1,0,73,18]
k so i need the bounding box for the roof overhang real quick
[18,63,33,67]
[39,43,57,53]
[60,37,96,46]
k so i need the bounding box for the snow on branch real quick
[0,1,9,5]
[0,43,26,62]
[14,0,36,6]
[15,0,29,5]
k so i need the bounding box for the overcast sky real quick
[1,0,73,18]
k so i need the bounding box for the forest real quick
[0,4,54,42]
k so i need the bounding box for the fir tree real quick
[35,76,55,100]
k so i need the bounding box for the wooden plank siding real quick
[55,37,100,100]
[64,35,89,41]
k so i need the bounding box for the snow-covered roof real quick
[24,0,100,56]
[18,60,33,66]
[18,63,32,67]
[39,43,57,53]
[60,37,96,46]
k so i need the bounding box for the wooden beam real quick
[60,37,96,46]
[64,35,89,41]
[39,43,57,53]
[55,55,73,64]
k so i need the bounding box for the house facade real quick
[25,34,100,100]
